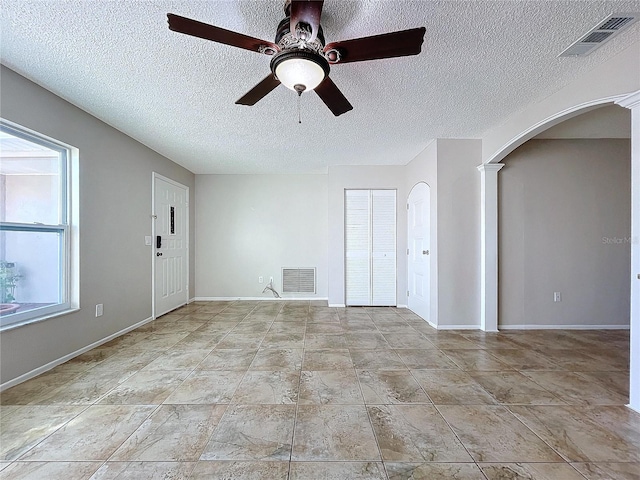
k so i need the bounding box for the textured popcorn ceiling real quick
[1,1,639,174]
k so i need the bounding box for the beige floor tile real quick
[411,369,497,405]
[522,371,629,405]
[345,333,390,349]
[269,322,306,334]
[385,462,486,480]
[441,349,512,371]
[479,463,585,479]
[231,371,299,404]
[350,350,405,370]
[110,404,225,461]
[581,406,640,447]
[382,333,436,349]
[299,370,364,405]
[437,405,563,462]
[469,371,565,405]
[141,346,212,371]
[128,332,190,351]
[395,348,459,369]
[260,333,305,348]
[0,461,102,480]
[198,348,257,370]
[163,370,244,404]
[303,349,354,370]
[88,461,196,479]
[357,370,431,404]
[368,405,472,462]
[484,348,563,370]
[422,334,482,349]
[249,348,303,370]
[292,405,380,461]
[18,405,155,461]
[571,462,640,479]
[509,405,640,462]
[215,333,264,349]
[306,323,344,334]
[190,461,289,479]
[305,333,349,349]
[535,349,606,371]
[289,461,386,479]
[0,405,85,461]
[0,369,83,405]
[201,405,296,461]
[98,370,190,405]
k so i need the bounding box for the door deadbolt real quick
[156,252,163,257]
[422,250,429,255]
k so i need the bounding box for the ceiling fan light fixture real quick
[271,50,329,92]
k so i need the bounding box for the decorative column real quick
[477,163,504,332]
[617,90,640,413]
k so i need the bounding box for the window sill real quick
[0,307,80,332]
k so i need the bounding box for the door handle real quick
[156,252,163,257]
[422,250,429,255]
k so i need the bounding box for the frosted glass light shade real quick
[275,57,326,92]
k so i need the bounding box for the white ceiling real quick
[1,1,639,174]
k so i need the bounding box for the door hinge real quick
[406,203,409,210]
[407,248,409,255]
[407,291,410,297]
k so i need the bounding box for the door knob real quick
[156,252,163,257]
[422,250,429,255]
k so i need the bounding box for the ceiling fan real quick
[167,0,426,116]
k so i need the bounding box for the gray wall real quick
[0,65,196,385]
[499,138,631,327]
[195,174,328,299]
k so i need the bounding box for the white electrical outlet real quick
[258,276,263,284]
[553,292,562,302]
[95,304,103,317]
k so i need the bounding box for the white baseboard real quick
[0,315,154,392]
[435,324,480,330]
[193,297,329,302]
[328,304,346,308]
[500,324,630,330]
[396,304,408,309]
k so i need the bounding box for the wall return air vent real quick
[282,268,316,294]
[559,13,639,57]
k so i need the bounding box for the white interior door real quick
[372,190,396,306]
[407,182,430,321]
[153,174,188,317]
[345,189,396,306]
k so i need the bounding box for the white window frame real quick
[0,120,79,331]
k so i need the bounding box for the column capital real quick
[615,90,640,109]
[477,163,505,173]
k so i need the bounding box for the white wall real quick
[0,65,196,386]
[195,174,328,299]
[327,165,408,307]
[499,138,631,328]
[482,40,640,164]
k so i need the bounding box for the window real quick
[0,121,78,330]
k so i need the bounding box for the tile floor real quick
[0,300,638,479]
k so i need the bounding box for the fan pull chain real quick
[294,84,305,124]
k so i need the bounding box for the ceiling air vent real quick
[559,13,639,57]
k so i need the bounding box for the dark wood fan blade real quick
[168,14,279,55]
[235,74,281,106]
[314,76,353,116]
[290,0,324,42]
[324,27,426,64]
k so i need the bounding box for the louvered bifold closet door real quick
[372,190,396,306]
[345,189,396,306]
[345,190,371,305]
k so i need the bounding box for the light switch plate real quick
[145,236,152,246]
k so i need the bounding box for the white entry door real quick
[153,173,189,317]
[407,182,430,322]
